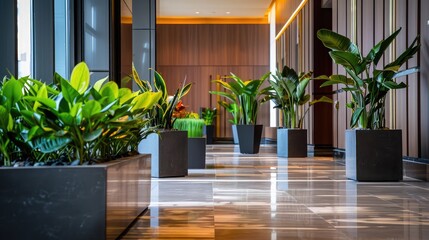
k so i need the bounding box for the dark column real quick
[133,0,156,88]
[0,0,17,78]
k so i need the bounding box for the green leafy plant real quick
[133,65,192,130]
[201,107,217,125]
[210,72,270,125]
[173,118,205,138]
[0,62,161,166]
[265,65,332,128]
[316,28,420,129]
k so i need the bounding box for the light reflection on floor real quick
[121,144,429,240]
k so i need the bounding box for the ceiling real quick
[158,0,272,18]
[121,0,272,18]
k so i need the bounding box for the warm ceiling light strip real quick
[156,17,268,24]
[275,0,308,40]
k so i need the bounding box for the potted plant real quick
[201,107,217,144]
[133,66,192,177]
[173,110,206,169]
[265,65,332,157]
[218,101,240,144]
[317,28,420,181]
[210,72,270,154]
[0,62,161,239]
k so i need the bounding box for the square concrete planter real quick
[188,137,206,169]
[277,128,307,157]
[139,130,188,177]
[346,129,403,181]
[236,124,263,154]
[0,154,151,240]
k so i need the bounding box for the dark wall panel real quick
[331,0,426,159]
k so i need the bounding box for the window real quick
[55,0,70,78]
[17,0,32,78]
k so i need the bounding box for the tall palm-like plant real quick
[266,65,332,128]
[316,28,419,129]
[210,72,270,125]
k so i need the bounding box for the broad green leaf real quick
[329,51,363,74]
[317,29,360,56]
[70,62,90,94]
[153,69,168,100]
[93,76,109,91]
[366,28,402,65]
[382,81,407,89]
[83,128,103,142]
[351,107,365,128]
[100,81,119,102]
[35,136,71,153]
[70,102,82,118]
[61,78,80,104]
[24,96,56,110]
[309,96,333,105]
[58,112,74,126]
[82,100,102,118]
[27,126,44,140]
[0,106,12,131]
[3,79,24,109]
[132,91,162,111]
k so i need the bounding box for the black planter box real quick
[236,124,263,154]
[139,130,188,177]
[188,137,206,169]
[346,129,403,181]
[277,128,307,157]
[0,154,151,240]
[203,125,215,144]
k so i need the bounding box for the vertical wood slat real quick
[421,0,429,158]
[332,0,339,148]
[395,0,408,156]
[336,0,347,148]
[407,0,419,157]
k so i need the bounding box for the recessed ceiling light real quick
[226,12,231,14]
[195,11,200,14]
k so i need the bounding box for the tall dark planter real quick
[0,154,151,240]
[188,137,206,169]
[277,128,307,157]
[203,125,215,144]
[139,130,188,178]
[346,129,403,181]
[236,124,263,154]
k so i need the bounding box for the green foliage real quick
[0,62,160,166]
[173,118,205,138]
[265,65,332,129]
[201,108,217,125]
[132,64,192,129]
[210,72,270,125]
[317,28,420,129]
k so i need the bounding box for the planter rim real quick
[277,127,306,130]
[346,129,401,131]
[0,154,150,170]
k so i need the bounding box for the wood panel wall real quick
[331,0,428,159]
[275,0,333,146]
[156,24,270,139]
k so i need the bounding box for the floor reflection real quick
[121,144,429,240]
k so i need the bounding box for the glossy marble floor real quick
[121,145,429,240]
